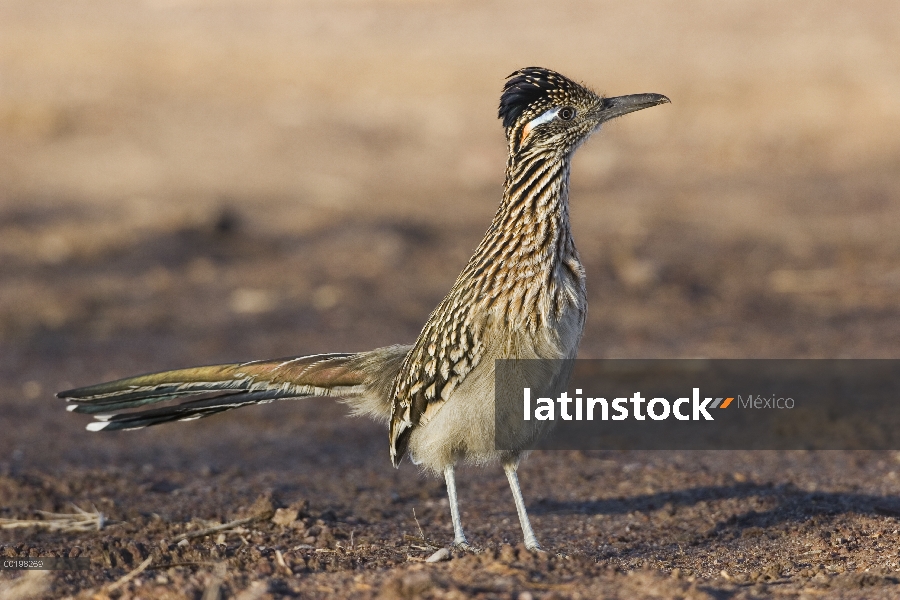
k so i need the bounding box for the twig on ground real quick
[405,508,437,550]
[146,561,216,570]
[173,511,271,542]
[404,535,439,549]
[413,508,426,540]
[275,549,291,576]
[105,557,153,593]
[0,504,106,532]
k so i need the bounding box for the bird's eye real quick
[558,107,576,121]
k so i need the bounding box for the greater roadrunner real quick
[59,67,669,551]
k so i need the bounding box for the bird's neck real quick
[496,150,575,264]
[501,148,572,224]
[459,150,583,326]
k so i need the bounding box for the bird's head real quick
[499,67,669,156]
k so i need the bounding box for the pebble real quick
[425,548,450,563]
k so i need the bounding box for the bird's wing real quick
[60,352,372,431]
[388,298,484,466]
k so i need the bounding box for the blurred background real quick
[1,0,900,469]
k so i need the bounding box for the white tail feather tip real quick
[86,422,110,432]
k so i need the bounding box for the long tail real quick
[58,346,409,432]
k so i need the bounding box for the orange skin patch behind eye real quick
[520,108,560,145]
[520,122,534,145]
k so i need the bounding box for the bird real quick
[58,67,669,551]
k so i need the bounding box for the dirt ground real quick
[2,0,900,598]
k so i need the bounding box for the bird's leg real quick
[504,463,542,551]
[443,464,472,550]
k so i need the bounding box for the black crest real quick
[498,67,581,129]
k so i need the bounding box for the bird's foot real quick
[424,541,479,562]
[523,538,545,553]
[451,539,479,553]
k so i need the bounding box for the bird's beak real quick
[596,93,670,123]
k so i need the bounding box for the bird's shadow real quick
[531,482,900,535]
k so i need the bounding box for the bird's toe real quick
[451,540,479,553]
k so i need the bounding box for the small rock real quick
[237,495,275,520]
[272,507,299,526]
[426,547,450,563]
[306,525,322,538]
